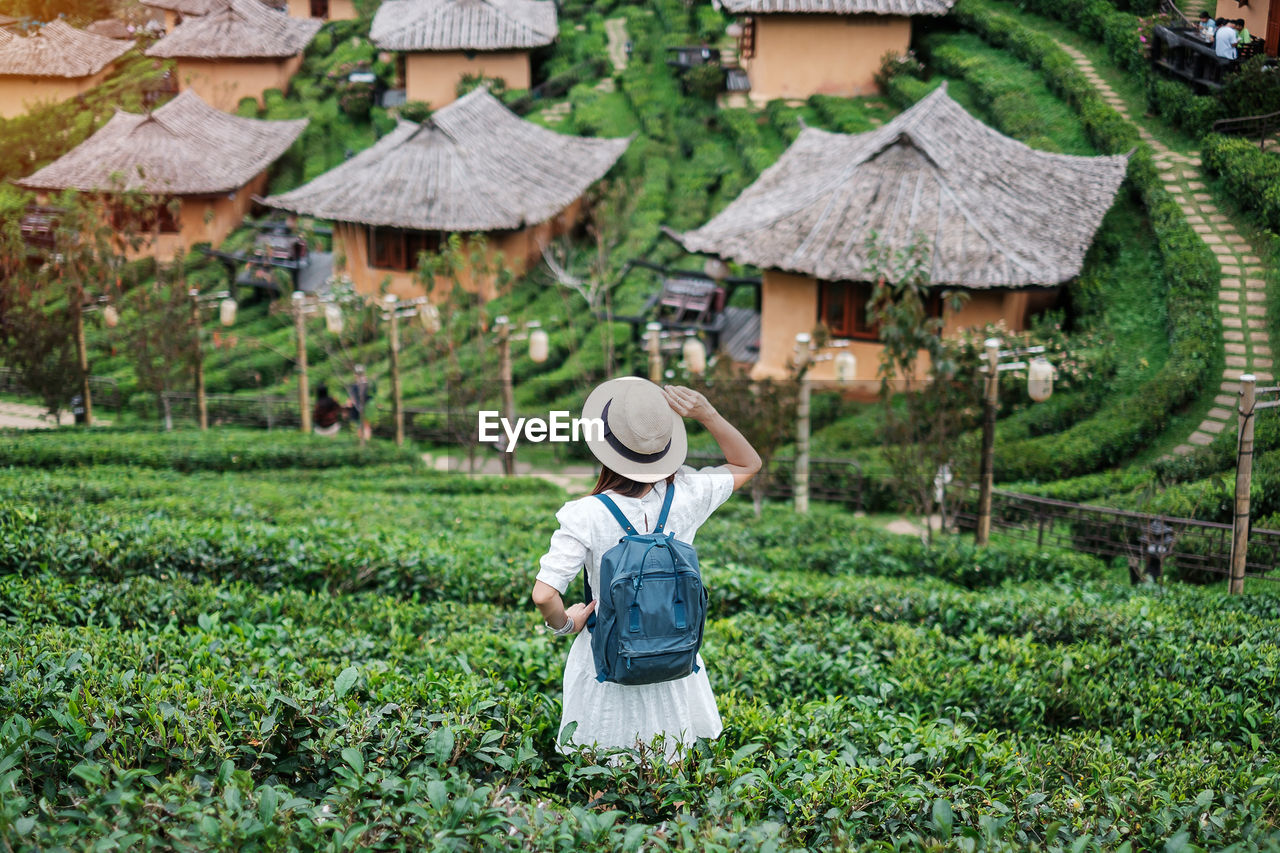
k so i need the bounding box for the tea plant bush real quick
[1,433,1278,849]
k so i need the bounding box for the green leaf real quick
[70,762,104,787]
[427,779,447,810]
[15,817,35,835]
[258,786,279,823]
[197,612,213,632]
[341,747,364,777]
[334,666,359,699]
[932,799,954,838]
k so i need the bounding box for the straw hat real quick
[581,377,687,483]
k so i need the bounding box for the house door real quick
[1268,0,1279,56]
[310,0,329,17]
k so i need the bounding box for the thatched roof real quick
[17,89,307,195]
[372,0,557,52]
[677,85,1130,288]
[87,19,136,40]
[262,87,628,231]
[142,0,234,13]
[0,19,131,78]
[717,0,955,15]
[146,0,320,59]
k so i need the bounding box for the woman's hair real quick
[590,466,675,498]
[316,384,329,398]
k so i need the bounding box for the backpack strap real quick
[594,493,638,535]
[654,481,676,534]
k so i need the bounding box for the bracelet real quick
[546,615,575,636]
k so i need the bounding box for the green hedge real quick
[1202,132,1280,234]
[953,0,1219,482]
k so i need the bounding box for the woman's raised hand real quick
[662,385,717,424]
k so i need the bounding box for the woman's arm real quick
[532,580,595,634]
[663,385,762,492]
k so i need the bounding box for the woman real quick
[532,378,761,760]
[313,384,343,437]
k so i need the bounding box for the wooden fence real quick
[0,368,122,415]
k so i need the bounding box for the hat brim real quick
[581,377,687,484]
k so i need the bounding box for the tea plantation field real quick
[1,431,1278,850]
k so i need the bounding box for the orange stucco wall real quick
[1214,0,1269,45]
[752,270,1049,381]
[0,68,112,118]
[334,200,580,301]
[174,54,303,111]
[741,14,911,101]
[285,0,356,18]
[126,170,268,259]
[404,50,531,107]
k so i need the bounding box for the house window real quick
[817,280,943,340]
[109,198,180,234]
[367,227,443,271]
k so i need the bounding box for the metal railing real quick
[953,487,1280,581]
[1211,110,1280,150]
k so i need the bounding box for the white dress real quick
[536,464,735,760]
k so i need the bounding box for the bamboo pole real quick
[1229,374,1256,594]
[794,333,811,515]
[497,317,515,477]
[647,322,663,384]
[191,289,207,431]
[72,284,93,428]
[387,296,404,447]
[293,293,310,435]
[975,339,1000,546]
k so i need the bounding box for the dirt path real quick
[1057,43,1272,455]
[0,401,74,429]
[421,451,597,493]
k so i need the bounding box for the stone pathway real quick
[422,451,597,492]
[540,101,572,124]
[1059,43,1272,455]
[605,17,628,72]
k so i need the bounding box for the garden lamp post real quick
[682,331,707,376]
[189,289,235,430]
[1228,374,1280,594]
[495,316,550,476]
[646,322,664,384]
[792,333,853,514]
[72,294,119,428]
[373,293,438,447]
[976,339,1054,546]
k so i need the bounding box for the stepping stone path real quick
[605,17,628,72]
[541,101,572,124]
[1058,43,1272,456]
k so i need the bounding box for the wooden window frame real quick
[367,227,443,271]
[817,280,945,341]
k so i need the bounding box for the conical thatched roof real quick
[86,19,136,40]
[717,0,954,15]
[146,0,320,59]
[262,88,628,231]
[0,19,131,78]
[677,86,1130,288]
[371,0,557,52]
[17,89,308,195]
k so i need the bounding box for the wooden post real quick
[387,296,404,447]
[1229,374,1256,594]
[497,316,515,477]
[72,286,93,428]
[293,293,311,435]
[794,333,811,515]
[646,322,663,384]
[190,289,207,431]
[975,339,1000,546]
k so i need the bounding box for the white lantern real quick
[102,304,119,328]
[324,303,343,334]
[683,333,707,376]
[219,297,237,327]
[703,257,729,282]
[1028,356,1055,402]
[726,22,743,38]
[418,303,441,334]
[528,324,549,363]
[835,351,856,384]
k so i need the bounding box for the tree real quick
[865,236,980,540]
[690,357,799,516]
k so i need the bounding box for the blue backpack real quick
[584,483,707,686]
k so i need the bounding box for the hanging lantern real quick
[1028,356,1055,402]
[726,22,743,38]
[835,351,856,384]
[219,297,237,327]
[324,302,343,334]
[418,303,441,334]
[683,333,707,376]
[102,304,120,328]
[703,257,729,281]
[528,323,549,363]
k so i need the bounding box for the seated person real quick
[1199,11,1217,40]
[1236,19,1252,45]
[1215,18,1238,59]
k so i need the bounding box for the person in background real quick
[1199,11,1217,40]
[345,364,376,442]
[1235,19,1252,45]
[313,384,343,437]
[1215,18,1238,59]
